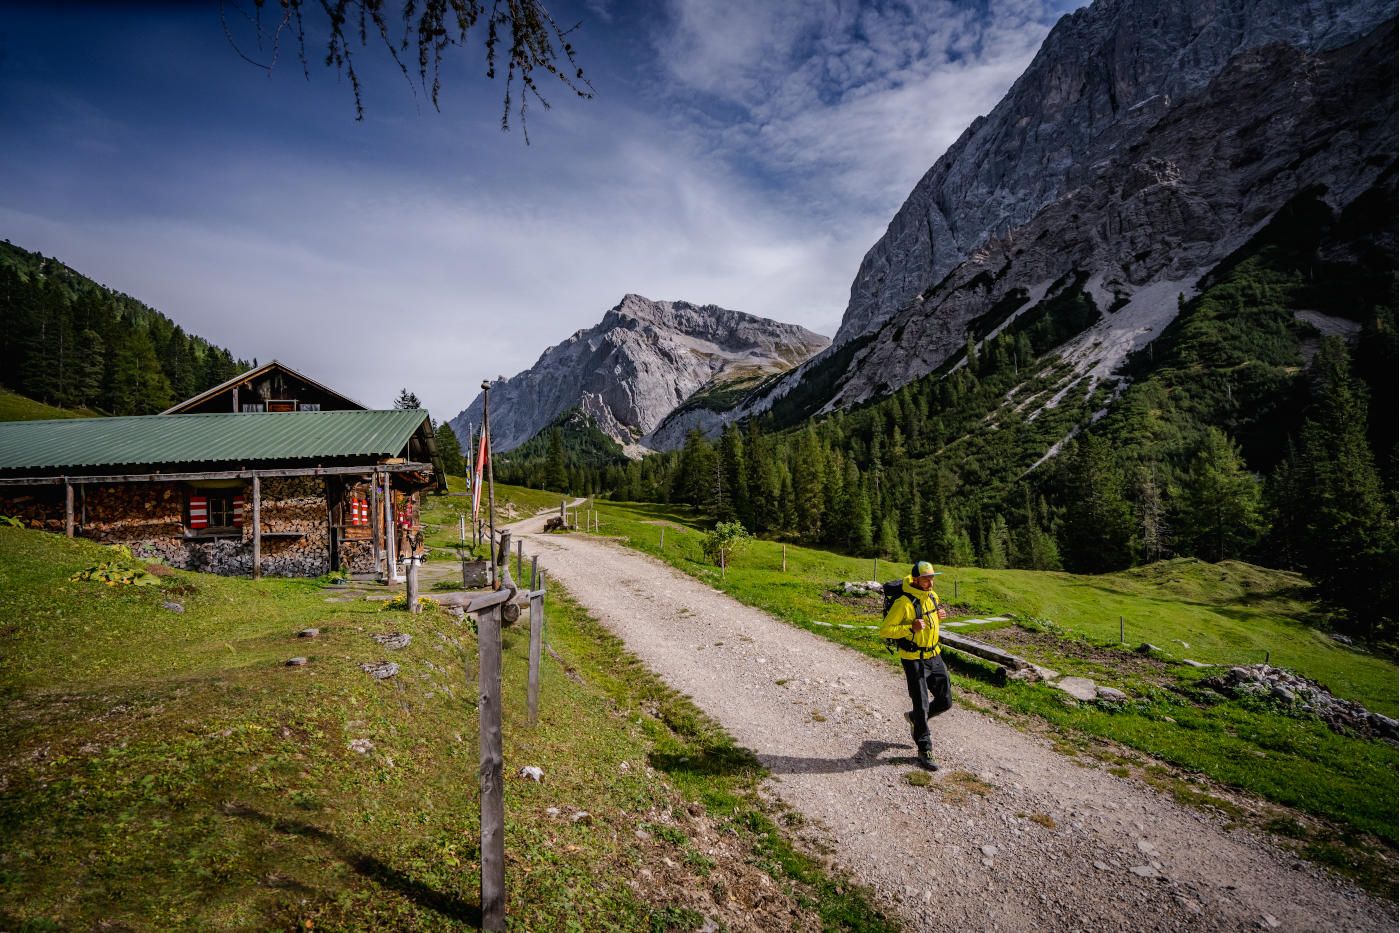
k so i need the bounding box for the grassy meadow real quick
[572,497,1398,890]
[0,526,892,930]
[0,387,100,422]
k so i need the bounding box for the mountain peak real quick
[448,297,828,452]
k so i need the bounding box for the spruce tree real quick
[1175,428,1263,562]
[1057,434,1135,573]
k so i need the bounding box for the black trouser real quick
[902,653,951,749]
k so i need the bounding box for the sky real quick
[0,0,1085,421]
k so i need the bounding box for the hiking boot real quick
[917,747,939,771]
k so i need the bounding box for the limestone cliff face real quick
[741,0,1396,421]
[448,295,827,452]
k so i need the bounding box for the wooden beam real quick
[251,474,262,580]
[478,600,506,931]
[0,462,435,487]
[64,480,74,538]
[384,471,398,583]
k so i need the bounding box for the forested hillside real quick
[534,188,1398,641]
[0,241,251,414]
[494,409,629,491]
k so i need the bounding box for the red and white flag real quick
[471,428,489,522]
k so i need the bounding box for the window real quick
[267,399,296,412]
[189,491,244,531]
[299,403,321,411]
[241,403,265,412]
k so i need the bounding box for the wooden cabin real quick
[0,405,445,580]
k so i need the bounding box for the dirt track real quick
[514,515,1394,932]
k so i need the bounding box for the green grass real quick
[0,387,101,422]
[0,526,892,930]
[580,499,1399,862]
[417,478,573,560]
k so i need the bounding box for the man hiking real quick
[879,560,951,770]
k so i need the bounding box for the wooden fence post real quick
[528,583,544,724]
[64,479,74,538]
[478,600,506,930]
[516,539,523,581]
[660,526,665,551]
[782,543,787,573]
[252,474,262,580]
[530,554,538,589]
[407,555,420,612]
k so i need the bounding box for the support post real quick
[720,548,726,580]
[481,380,498,589]
[782,543,787,573]
[384,472,398,584]
[530,554,538,589]
[528,585,543,725]
[873,557,878,581]
[251,474,262,580]
[407,555,420,613]
[460,514,465,544]
[516,539,523,581]
[64,479,74,538]
[477,601,506,930]
[1120,616,1124,644]
[660,526,665,552]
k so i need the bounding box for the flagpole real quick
[481,381,498,589]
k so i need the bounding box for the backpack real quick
[881,580,936,655]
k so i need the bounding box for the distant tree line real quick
[512,192,1397,641]
[0,242,251,414]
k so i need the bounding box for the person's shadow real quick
[760,739,922,775]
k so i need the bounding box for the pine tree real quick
[1057,434,1135,573]
[792,426,826,541]
[394,388,422,409]
[435,423,465,477]
[1175,428,1263,562]
[1135,463,1170,564]
[545,428,568,491]
[981,515,1010,569]
[1288,339,1396,637]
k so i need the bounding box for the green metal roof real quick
[0,409,431,472]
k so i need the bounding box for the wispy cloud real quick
[652,0,1073,218]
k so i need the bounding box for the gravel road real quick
[515,515,1394,932]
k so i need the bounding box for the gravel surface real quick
[516,515,1394,932]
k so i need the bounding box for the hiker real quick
[879,560,951,770]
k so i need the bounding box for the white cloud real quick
[652,0,1072,217]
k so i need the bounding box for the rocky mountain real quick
[737,0,1396,425]
[448,294,827,453]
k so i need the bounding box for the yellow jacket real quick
[879,576,942,660]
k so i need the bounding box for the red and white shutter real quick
[189,494,208,529]
[232,495,245,528]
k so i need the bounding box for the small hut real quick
[0,407,444,579]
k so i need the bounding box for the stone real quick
[360,661,399,680]
[1260,914,1281,929]
[348,738,374,754]
[1182,659,1212,668]
[297,628,320,638]
[981,844,999,857]
[1129,865,1159,878]
[372,633,412,650]
[162,601,185,613]
[285,657,308,667]
[448,294,828,454]
[519,766,544,782]
[721,0,1396,426]
[570,811,592,824]
[1055,677,1099,701]
[1096,686,1129,703]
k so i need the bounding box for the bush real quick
[702,521,752,568]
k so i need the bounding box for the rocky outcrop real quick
[449,294,827,453]
[739,0,1396,423]
[832,0,1393,348]
[1203,664,1399,742]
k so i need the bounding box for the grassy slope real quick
[0,387,100,421]
[580,499,1398,860]
[0,527,891,930]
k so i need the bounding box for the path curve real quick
[515,517,1393,932]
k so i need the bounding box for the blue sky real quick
[0,0,1083,419]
